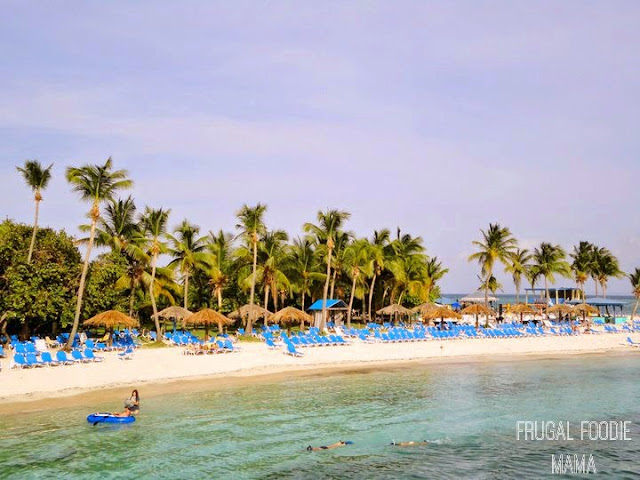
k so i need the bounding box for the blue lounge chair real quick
[84,348,104,362]
[41,351,60,366]
[71,350,91,363]
[56,351,78,364]
[26,353,46,367]
[118,347,134,360]
[626,337,640,348]
[223,340,237,352]
[284,343,303,357]
[12,354,30,369]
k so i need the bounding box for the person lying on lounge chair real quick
[306,440,353,451]
[390,440,429,446]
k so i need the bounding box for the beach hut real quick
[461,289,497,304]
[568,298,630,323]
[307,299,348,329]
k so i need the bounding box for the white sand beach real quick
[1,333,636,408]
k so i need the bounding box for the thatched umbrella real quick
[461,304,496,328]
[83,310,139,329]
[573,303,599,323]
[377,304,412,325]
[83,310,139,346]
[185,308,233,338]
[424,306,462,326]
[155,306,193,329]
[411,302,437,315]
[228,305,272,328]
[509,303,538,323]
[269,307,312,334]
[546,304,575,320]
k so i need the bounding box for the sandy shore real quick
[1,332,636,412]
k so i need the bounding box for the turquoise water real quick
[1,354,639,478]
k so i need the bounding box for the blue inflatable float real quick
[87,413,136,424]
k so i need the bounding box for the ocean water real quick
[1,354,639,479]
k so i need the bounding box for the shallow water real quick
[1,354,639,479]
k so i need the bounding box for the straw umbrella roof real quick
[269,306,312,326]
[423,306,462,321]
[573,303,599,315]
[546,304,575,316]
[83,310,139,329]
[228,304,272,320]
[411,302,438,315]
[154,305,193,321]
[377,304,412,316]
[185,308,234,327]
[509,303,538,315]
[461,304,496,316]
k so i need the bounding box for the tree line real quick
[3,159,639,347]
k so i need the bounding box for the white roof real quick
[461,289,497,303]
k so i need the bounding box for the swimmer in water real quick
[306,441,353,451]
[390,440,429,446]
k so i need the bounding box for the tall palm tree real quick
[140,207,171,337]
[303,209,351,331]
[80,196,139,252]
[505,248,532,303]
[532,242,571,306]
[235,204,267,335]
[65,158,132,350]
[16,160,53,263]
[570,241,595,301]
[343,239,372,328]
[387,253,429,305]
[592,248,623,298]
[468,223,517,308]
[329,231,352,299]
[424,256,449,301]
[168,220,211,310]
[288,236,323,311]
[629,268,640,320]
[207,230,234,310]
[367,229,390,321]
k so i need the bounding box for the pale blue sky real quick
[1,1,639,294]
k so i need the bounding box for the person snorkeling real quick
[390,440,429,446]
[306,441,353,451]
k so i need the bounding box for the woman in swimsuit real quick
[306,441,353,451]
[113,389,140,417]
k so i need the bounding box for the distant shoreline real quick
[0,333,635,415]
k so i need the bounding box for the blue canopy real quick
[568,297,630,307]
[308,299,348,311]
[436,297,455,305]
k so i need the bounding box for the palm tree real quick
[468,223,517,308]
[592,247,623,298]
[65,158,132,350]
[303,209,351,331]
[16,160,53,263]
[207,230,234,310]
[168,220,211,310]
[570,241,595,301]
[424,256,448,301]
[235,204,267,335]
[343,239,372,328]
[329,231,352,299]
[80,196,139,252]
[367,229,390,320]
[140,207,171,337]
[532,242,571,307]
[505,248,532,303]
[629,268,640,320]
[288,237,323,311]
[387,253,430,305]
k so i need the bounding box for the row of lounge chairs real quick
[11,349,104,368]
[183,339,238,354]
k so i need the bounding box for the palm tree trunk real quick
[368,273,377,321]
[217,288,223,311]
[544,276,549,318]
[594,280,599,297]
[66,215,97,351]
[347,274,357,329]
[301,286,306,313]
[128,277,135,317]
[247,238,258,335]
[320,247,332,331]
[515,280,520,303]
[631,298,639,320]
[484,271,490,326]
[183,271,189,310]
[330,270,337,299]
[27,197,40,264]
[263,285,270,327]
[150,251,162,338]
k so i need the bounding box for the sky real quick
[1,1,639,295]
